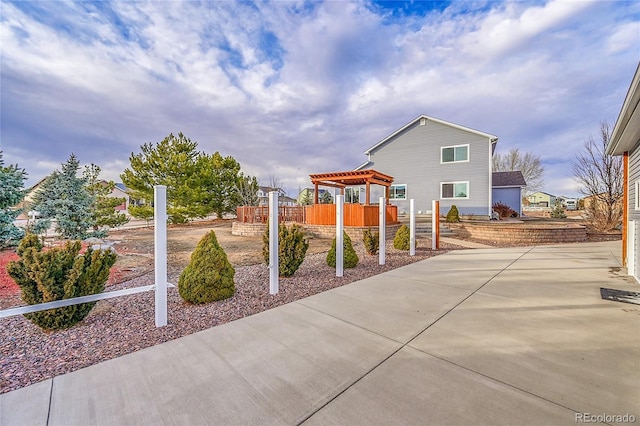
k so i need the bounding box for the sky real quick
[1,0,639,199]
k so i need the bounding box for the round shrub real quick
[327,231,359,268]
[362,227,379,255]
[393,224,415,250]
[7,233,117,331]
[446,205,460,223]
[179,231,235,304]
[262,223,309,277]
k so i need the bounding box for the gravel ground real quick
[1,239,462,394]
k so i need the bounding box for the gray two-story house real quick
[607,63,640,283]
[355,115,498,218]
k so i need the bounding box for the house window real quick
[441,181,469,199]
[441,144,469,163]
[390,184,407,200]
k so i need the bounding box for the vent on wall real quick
[419,118,427,126]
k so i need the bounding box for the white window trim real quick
[440,144,470,164]
[635,181,640,210]
[390,184,407,200]
[440,181,470,199]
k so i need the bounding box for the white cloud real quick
[1,0,638,198]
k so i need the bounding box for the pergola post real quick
[314,183,319,204]
[365,181,371,205]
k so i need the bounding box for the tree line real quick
[0,132,260,247]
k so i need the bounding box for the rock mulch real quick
[1,240,462,394]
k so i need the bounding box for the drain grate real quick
[600,287,640,305]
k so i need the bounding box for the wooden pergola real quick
[309,169,394,205]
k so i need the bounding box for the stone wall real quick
[446,222,588,244]
[232,221,402,240]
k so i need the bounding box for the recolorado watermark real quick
[575,413,636,423]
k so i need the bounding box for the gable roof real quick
[608,63,640,155]
[363,114,498,155]
[492,171,526,188]
[526,191,557,198]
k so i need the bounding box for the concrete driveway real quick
[1,241,638,425]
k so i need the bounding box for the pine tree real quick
[84,164,129,234]
[31,154,95,240]
[121,133,246,223]
[0,152,27,248]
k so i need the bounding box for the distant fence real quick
[236,206,305,224]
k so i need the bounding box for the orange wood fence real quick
[236,204,398,226]
[236,206,305,224]
[305,204,398,226]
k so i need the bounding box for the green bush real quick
[262,223,309,277]
[446,205,460,223]
[327,231,359,268]
[7,233,117,331]
[550,202,567,219]
[362,227,379,255]
[179,231,235,304]
[393,224,416,250]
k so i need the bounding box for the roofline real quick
[608,62,640,155]
[364,114,499,155]
[353,161,370,171]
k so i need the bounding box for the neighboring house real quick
[257,186,292,206]
[492,171,526,216]
[606,63,640,282]
[525,191,559,207]
[108,182,129,211]
[355,115,498,217]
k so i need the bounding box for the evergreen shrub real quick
[393,224,415,250]
[7,233,117,331]
[262,223,309,277]
[362,227,379,255]
[446,205,460,223]
[179,231,235,304]
[327,231,359,268]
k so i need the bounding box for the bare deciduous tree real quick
[492,148,544,194]
[264,175,286,196]
[572,122,623,232]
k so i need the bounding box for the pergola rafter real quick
[308,169,394,205]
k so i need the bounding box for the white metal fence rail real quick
[0,185,171,328]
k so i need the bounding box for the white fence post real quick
[154,185,168,328]
[379,197,386,265]
[410,199,416,256]
[269,191,279,294]
[336,194,344,277]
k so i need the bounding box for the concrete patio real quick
[1,241,638,425]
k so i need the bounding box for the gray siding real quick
[363,119,493,217]
[492,187,522,216]
[629,142,640,222]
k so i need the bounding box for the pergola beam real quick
[308,169,394,206]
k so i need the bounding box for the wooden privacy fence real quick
[236,206,306,224]
[237,204,398,226]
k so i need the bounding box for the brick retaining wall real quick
[232,221,402,240]
[446,222,588,244]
